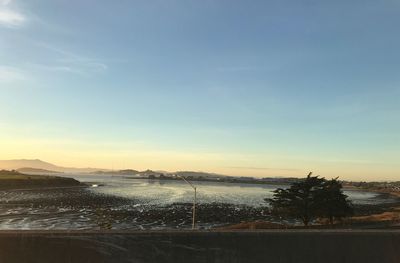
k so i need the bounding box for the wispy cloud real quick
[0,66,25,82]
[27,63,86,76]
[0,0,26,28]
[32,42,108,75]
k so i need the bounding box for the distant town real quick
[0,159,399,192]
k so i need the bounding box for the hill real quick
[119,170,228,179]
[93,169,140,175]
[17,167,60,174]
[173,171,228,179]
[0,170,82,189]
[0,159,59,171]
[0,159,107,173]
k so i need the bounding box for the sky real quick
[0,0,399,181]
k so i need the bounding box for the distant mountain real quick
[137,170,160,176]
[92,170,228,179]
[0,159,107,173]
[0,159,59,171]
[118,169,139,175]
[173,171,229,179]
[17,167,60,174]
[93,169,140,175]
[0,159,231,179]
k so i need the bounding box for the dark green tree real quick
[266,172,325,226]
[316,178,353,225]
[266,173,353,226]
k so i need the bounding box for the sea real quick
[0,174,396,230]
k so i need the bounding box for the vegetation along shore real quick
[0,170,399,230]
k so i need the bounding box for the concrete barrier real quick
[0,230,399,263]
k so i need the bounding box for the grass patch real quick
[0,170,82,189]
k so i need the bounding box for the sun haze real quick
[1,0,399,181]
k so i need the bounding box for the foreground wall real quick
[0,230,399,263]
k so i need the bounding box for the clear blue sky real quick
[1,0,399,180]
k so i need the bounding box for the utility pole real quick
[179,176,197,230]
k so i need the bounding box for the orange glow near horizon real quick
[0,136,398,181]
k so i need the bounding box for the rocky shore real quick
[1,185,399,230]
[0,186,271,229]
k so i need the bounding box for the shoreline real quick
[1,184,399,230]
[0,186,270,230]
[122,176,294,186]
[222,191,400,230]
[344,185,400,198]
[1,171,400,230]
[0,171,82,190]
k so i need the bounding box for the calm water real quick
[72,174,387,206]
[0,174,395,230]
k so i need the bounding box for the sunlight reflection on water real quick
[0,174,394,230]
[74,175,384,206]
